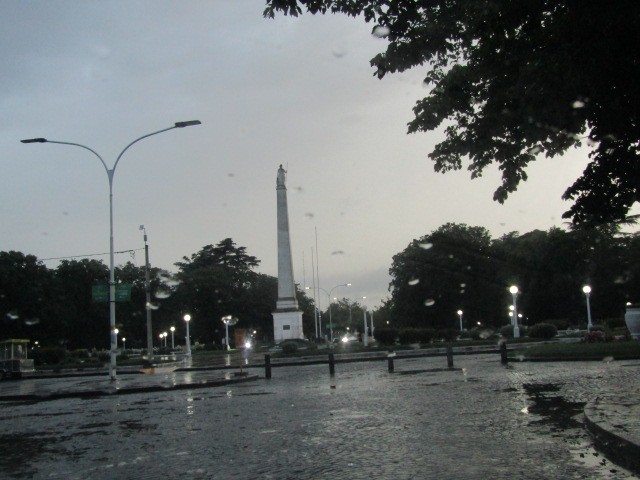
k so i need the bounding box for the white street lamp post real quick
[184,314,192,357]
[114,328,119,349]
[140,225,153,358]
[363,304,368,347]
[319,283,351,344]
[221,315,238,351]
[170,326,175,349]
[122,337,126,351]
[457,310,464,332]
[21,120,201,381]
[510,286,520,338]
[583,285,593,332]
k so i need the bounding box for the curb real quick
[0,374,259,403]
[584,397,640,475]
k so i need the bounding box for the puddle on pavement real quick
[520,383,638,478]
[0,433,61,477]
[522,383,585,431]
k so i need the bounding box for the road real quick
[0,354,638,479]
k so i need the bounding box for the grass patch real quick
[511,341,640,360]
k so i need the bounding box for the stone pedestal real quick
[273,311,304,343]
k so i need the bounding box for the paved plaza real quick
[0,354,638,479]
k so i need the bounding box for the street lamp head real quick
[509,286,519,294]
[583,285,592,294]
[114,328,119,335]
[122,337,126,342]
[20,138,47,143]
[170,326,175,332]
[457,310,463,315]
[183,314,191,322]
[174,120,201,128]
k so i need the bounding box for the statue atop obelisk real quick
[273,164,304,342]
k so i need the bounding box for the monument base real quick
[272,310,304,343]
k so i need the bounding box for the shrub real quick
[398,329,422,344]
[528,323,558,339]
[70,349,90,359]
[418,328,437,343]
[583,331,606,343]
[281,342,298,354]
[500,325,514,338]
[374,328,398,345]
[32,347,67,366]
[437,328,458,342]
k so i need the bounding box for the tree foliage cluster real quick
[265,0,640,225]
[0,239,315,350]
[386,222,640,330]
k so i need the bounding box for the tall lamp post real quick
[583,285,593,332]
[170,326,175,349]
[510,286,520,338]
[122,337,126,351]
[183,314,192,357]
[21,120,202,381]
[140,225,153,358]
[319,283,351,343]
[457,310,464,332]
[221,315,238,351]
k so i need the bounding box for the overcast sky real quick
[1,1,600,309]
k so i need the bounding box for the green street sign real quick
[92,285,109,302]
[92,284,132,302]
[115,284,131,302]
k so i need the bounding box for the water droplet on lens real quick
[424,299,435,306]
[572,100,585,108]
[527,145,543,155]
[6,312,19,320]
[372,25,390,38]
[24,318,40,325]
[408,278,420,285]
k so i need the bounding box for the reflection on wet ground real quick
[0,356,638,479]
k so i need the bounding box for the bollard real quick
[328,353,335,376]
[500,342,508,364]
[387,355,394,373]
[446,345,454,368]
[265,354,272,379]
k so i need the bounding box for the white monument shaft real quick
[273,165,304,342]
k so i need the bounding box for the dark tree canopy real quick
[265,0,640,225]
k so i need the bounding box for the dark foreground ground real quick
[0,354,638,479]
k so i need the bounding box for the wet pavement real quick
[0,354,638,479]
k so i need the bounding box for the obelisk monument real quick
[272,164,304,342]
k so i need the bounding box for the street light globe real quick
[184,314,191,322]
[457,310,463,316]
[509,286,519,294]
[583,285,592,294]
[170,326,175,332]
[114,328,119,335]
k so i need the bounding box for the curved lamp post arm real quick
[21,139,110,176]
[113,121,201,173]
